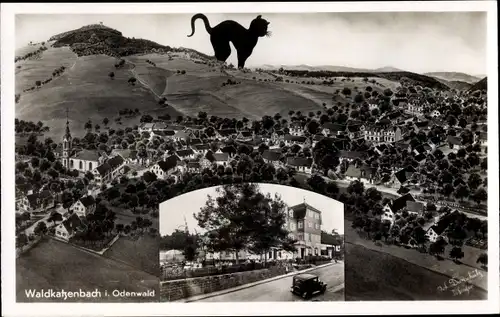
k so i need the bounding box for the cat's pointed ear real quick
[256,15,262,19]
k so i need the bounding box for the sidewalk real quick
[176,261,340,303]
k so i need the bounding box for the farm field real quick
[15,46,77,94]
[15,54,182,139]
[15,48,407,140]
[16,237,159,302]
[103,235,160,277]
[15,43,44,57]
[344,243,487,301]
[345,220,487,291]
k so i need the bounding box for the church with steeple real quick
[60,109,103,173]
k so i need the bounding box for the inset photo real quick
[159,183,344,302]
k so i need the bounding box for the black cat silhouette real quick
[187,14,271,69]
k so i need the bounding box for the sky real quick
[159,183,344,236]
[15,12,487,75]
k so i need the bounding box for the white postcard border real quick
[2,1,499,316]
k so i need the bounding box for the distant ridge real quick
[424,72,481,84]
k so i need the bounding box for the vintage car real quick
[290,273,327,299]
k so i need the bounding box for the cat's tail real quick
[187,13,212,37]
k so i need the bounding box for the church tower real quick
[62,108,72,168]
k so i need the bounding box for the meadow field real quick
[16,237,159,302]
[344,243,487,301]
[103,235,160,277]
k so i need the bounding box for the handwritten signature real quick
[437,269,484,295]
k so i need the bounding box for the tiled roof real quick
[262,150,281,161]
[157,155,178,172]
[390,193,415,213]
[286,157,312,167]
[73,149,100,162]
[284,134,307,142]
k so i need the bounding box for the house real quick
[381,193,416,225]
[152,130,175,139]
[311,134,325,147]
[212,152,230,166]
[286,157,313,174]
[22,190,54,212]
[111,149,138,164]
[426,219,450,243]
[55,213,84,241]
[289,121,305,136]
[173,131,194,142]
[392,166,416,187]
[368,100,379,111]
[216,129,237,140]
[192,143,210,155]
[406,200,425,216]
[175,148,195,160]
[219,146,238,158]
[186,162,201,173]
[138,122,155,133]
[236,131,253,142]
[322,123,345,137]
[284,135,310,147]
[189,138,203,146]
[447,135,465,150]
[167,124,185,132]
[474,131,487,146]
[93,155,126,184]
[152,122,168,131]
[337,150,367,163]
[285,202,323,259]
[151,155,179,180]
[344,165,376,184]
[405,101,424,116]
[364,126,402,144]
[70,195,96,218]
[262,150,283,168]
[431,110,441,118]
[272,130,285,143]
[346,125,363,139]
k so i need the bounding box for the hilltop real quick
[424,72,481,84]
[50,24,170,57]
[468,77,487,92]
[16,23,451,138]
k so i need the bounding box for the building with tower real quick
[61,110,103,173]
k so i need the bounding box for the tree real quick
[471,188,487,205]
[342,87,351,96]
[467,173,482,191]
[476,253,488,268]
[16,233,29,248]
[35,80,42,87]
[48,212,63,225]
[140,114,154,123]
[453,184,470,202]
[102,117,109,127]
[128,77,137,85]
[34,221,48,236]
[108,72,115,79]
[313,138,339,174]
[449,246,464,262]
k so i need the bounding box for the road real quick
[196,262,344,302]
